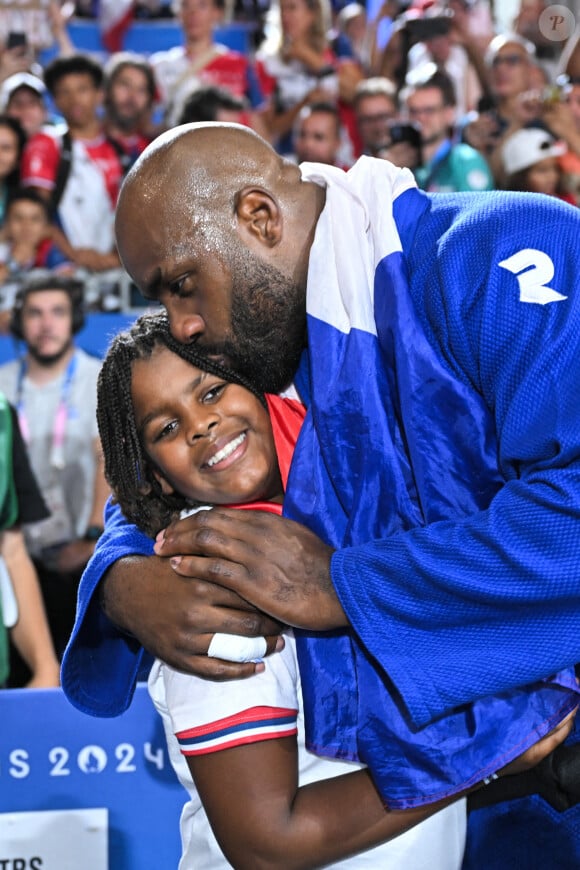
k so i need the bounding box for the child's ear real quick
[153,469,175,495]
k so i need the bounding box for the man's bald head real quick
[118,123,290,224]
[112,122,325,392]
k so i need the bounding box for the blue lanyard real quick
[17,351,79,470]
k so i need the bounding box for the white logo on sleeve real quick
[498,249,568,305]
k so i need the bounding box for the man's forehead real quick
[25,290,71,306]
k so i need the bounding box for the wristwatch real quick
[83,525,104,542]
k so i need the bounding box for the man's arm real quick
[61,499,285,716]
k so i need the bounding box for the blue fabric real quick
[463,719,580,869]
[61,499,153,716]
[283,182,579,807]
[329,188,580,727]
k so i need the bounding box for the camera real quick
[387,122,422,150]
[404,11,452,44]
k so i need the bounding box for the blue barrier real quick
[0,684,184,868]
[66,19,254,55]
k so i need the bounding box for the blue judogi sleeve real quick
[331,190,580,729]
[61,498,154,716]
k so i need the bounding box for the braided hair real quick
[97,311,267,538]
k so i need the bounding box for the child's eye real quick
[202,383,227,403]
[154,420,177,442]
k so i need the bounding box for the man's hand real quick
[102,553,285,679]
[153,508,347,631]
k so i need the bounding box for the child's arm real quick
[187,714,573,870]
[190,736,448,869]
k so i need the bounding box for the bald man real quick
[63,124,580,842]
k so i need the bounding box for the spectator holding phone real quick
[255,0,363,160]
[0,31,35,90]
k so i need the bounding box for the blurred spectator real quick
[0,72,52,139]
[0,189,72,322]
[0,396,60,689]
[512,0,562,77]
[103,52,156,162]
[445,0,494,55]
[371,6,409,89]
[0,1,74,83]
[0,274,109,662]
[402,65,493,191]
[462,32,536,174]
[556,78,580,206]
[404,1,490,118]
[150,0,267,133]
[560,23,580,83]
[0,115,26,227]
[332,3,372,72]
[21,53,124,273]
[353,75,398,157]
[501,127,575,204]
[177,82,248,123]
[255,0,362,159]
[292,100,344,165]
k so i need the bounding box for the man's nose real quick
[170,313,205,345]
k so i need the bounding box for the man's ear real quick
[153,468,175,495]
[235,187,282,248]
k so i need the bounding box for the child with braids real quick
[96,311,570,870]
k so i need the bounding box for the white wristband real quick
[207,633,268,663]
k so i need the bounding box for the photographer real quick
[401,64,493,191]
[376,119,422,170]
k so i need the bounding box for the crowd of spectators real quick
[0,0,579,690]
[0,1,577,301]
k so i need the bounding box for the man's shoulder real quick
[0,359,19,384]
[415,189,580,276]
[0,357,19,373]
[149,45,185,67]
[446,144,494,190]
[74,348,102,375]
[26,124,66,151]
[449,142,490,165]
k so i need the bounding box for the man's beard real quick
[205,243,307,394]
[27,337,73,367]
[107,102,145,133]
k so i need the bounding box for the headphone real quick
[10,275,86,341]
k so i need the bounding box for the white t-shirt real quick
[149,631,466,869]
[0,348,101,555]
